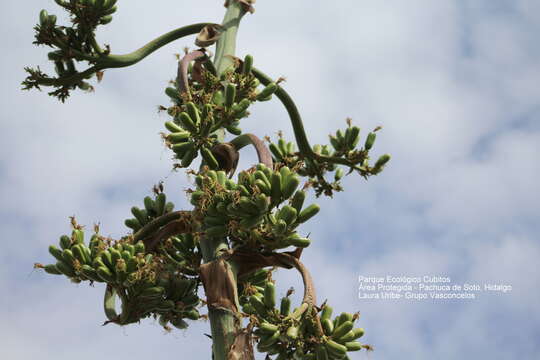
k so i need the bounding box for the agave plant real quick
[27,1,390,359]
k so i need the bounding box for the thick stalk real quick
[214,1,246,75]
[200,4,248,359]
[199,237,239,360]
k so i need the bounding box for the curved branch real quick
[231,248,324,335]
[251,68,364,170]
[251,68,316,158]
[98,23,211,68]
[230,133,273,168]
[26,24,213,95]
[145,217,194,252]
[133,211,190,243]
[176,49,207,99]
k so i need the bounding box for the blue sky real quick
[1,1,539,359]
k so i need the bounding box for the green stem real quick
[252,67,365,169]
[199,236,239,360]
[35,23,211,90]
[99,23,209,68]
[199,2,248,359]
[214,2,247,75]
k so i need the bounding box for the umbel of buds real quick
[28,1,386,359]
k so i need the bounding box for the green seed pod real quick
[224,83,236,108]
[238,197,260,215]
[239,215,263,229]
[254,193,269,212]
[186,102,200,125]
[181,145,198,167]
[329,135,341,151]
[285,235,310,248]
[249,77,260,88]
[99,251,113,271]
[374,154,391,169]
[348,126,361,149]
[286,325,299,339]
[155,193,166,216]
[257,330,280,350]
[269,143,284,161]
[39,9,49,26]
[338,327,365,342]
[165,202,175,213]
[280,296,291,316]
[54,0,68,7]
[325,340,347,357]
[43,264,62,275]
[249,295,268,316]
[277,205,297,226]
[254,179,271,195]
[226,125,242,135]
[332,320,354,340]
[102,5,117,15]
[297,204,320,224]
[281,174,300,199]
[59,235,71,250]
[272,219,288,237]
[115,259,127,283]
[286,302,308,320]
[167,131,190,144]
[99,15,113,25]
[140,286,165,298]
[109,248,121,267]
[72,229,84,244]
[179,112,197,133]
[124,218,141,232]
[216,170,227,185]
[56,260,76,277]
[263,281,276,309]
[279,166,291,179]
[165,121,184,133]
[344,341,362,351]
[134,241,145,255]
[321,304,333,322]
[365,132,376,150]
[338,312,354,325]
[232,98,251,115]
[105,0,118,9]
[143,196,156,215]
[131,206,148,226]
[200,148,219,170]
[48,245,64,262]
[172,141,194,158]
[322,318,334,336]
[316,345,329,360]
[259,322,279,334]
[290,190,306,213]
[256,83,277,101]
[171,318,189,330]
[202,103,213,119]
[243,54,253,74]
[165,87,179,102]
[271,173,282,205]
[212,90,224,106]
[72,244,89,265]
[184,309,200,320]
[334,168,345,181]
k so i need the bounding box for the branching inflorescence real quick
[29,1,388,359]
